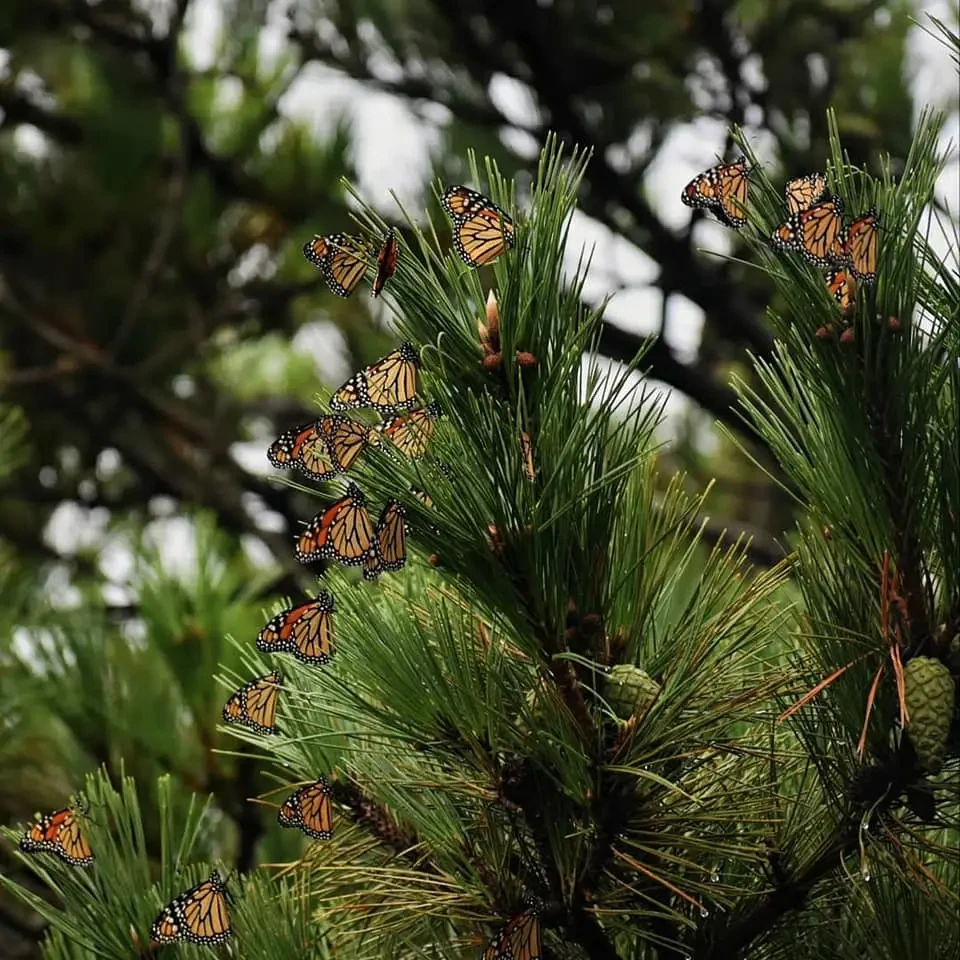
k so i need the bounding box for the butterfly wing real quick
[484,910,542,960]
[257,593,334,666]
[278,779,334,840]
[771,197,847,267]
[846,208,880,283]
[327,417,373,472]
[151,872,231,946]
[364,500,406,581]
[443,186,514,267]
[330,343,420,414]
[376,402,440,459]
[20,808,94,866]
[681,166,721,210]
[410,487,433,508]
[268,421,338,482]
[716,159,750,228]
[825,268,857,314]
[303,233,369,297]
[222,672,282,735]
[785,173,828,214]
[296,484,375,565]
[372,228,399,297]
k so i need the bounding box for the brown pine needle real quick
[778,653,870,722]
[857,663,885,759]
[890,640,909,725]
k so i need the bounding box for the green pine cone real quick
[606,664,661,720]
[904,657,955,774]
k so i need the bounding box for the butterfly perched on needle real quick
[303,233,371,297]
[150,871,232,946]
[484,907,542,960]
[257,593,334,666]
[442,185,515,267]
[681,156,751,229]
[268,416,373,483]
[278,778,334,840]
[771,195,847,268]
[375,401,442,460]
[330,343,420,415]
[19,807,94,866]
[845,207,880,283]
[222,671,282,735]
[372,227,399,297]
[295,483,407,580]
[785,172,828,215]
[825,267,857,318]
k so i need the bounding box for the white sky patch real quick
[292,319,351,384]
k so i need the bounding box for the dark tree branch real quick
[0,87,85,144]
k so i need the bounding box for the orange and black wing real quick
[372,228,399,297]
[303,233,369,297]
[771,196,847,267]
[443,185,514,267]
[682,157,750,228]
[846,207,880,283]
[483,909,542,960]
[326,417,374,472]
[151,871,231,945]
[222,671,282,735]
[376,401,441,460]
[785,173,828,215]
[330,343,420,414]
[295,482,375,565]
[363,500,407,581]
[19,808,94,867]
[278,778,334,840]
[825,268,857,315]
[268,421,336,482]
[257,593,334,666]
[410,486,433,508]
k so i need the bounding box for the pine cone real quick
[606,664,661,720]
[904,657,955,773]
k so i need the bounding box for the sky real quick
[24,0,960,580]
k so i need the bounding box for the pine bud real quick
[605,664,661,720]
[481,352,502,371]
[887,316,903,332]
[904,656,955,773]
[815,325,833,341]
[485,289,500,335]
[516,350,538,367]
[839,327,856,345]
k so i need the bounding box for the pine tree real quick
[2,109,958,960]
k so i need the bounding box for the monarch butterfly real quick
[150,871,232,945]
[410,487,434,508]
[372,228,399,297]
[680,157,751,229]
[785,173,828,214]
[295,483,375,566]
[362,499,407,581]
[268,416,372,483]
[19,808,94,866]
[484,908,542,960]
[520,431,535,481]
[278,778,334,840]
[825,267,857,316]
[330,343,420,415]
[222,671,282,735]
[303,233,370,297]
[846,207,880,283]
[442,185,515,267]
[771,196,847,267]
[375,401,442,460]
[257,593,334,666]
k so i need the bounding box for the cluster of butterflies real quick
[302,184,514,300]
[681,158,880,315]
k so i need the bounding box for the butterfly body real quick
[150,871,231,945]
[222,671,282,735]
[442,185,515,266]
[257,593,334,665]
[278,778,334,840]
[19,808,93,866]
[681,157,750,228]
[372,228,399,296]
[330,343,420,415]
[303,233,370,297]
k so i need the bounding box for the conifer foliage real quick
[2,122,958,960]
